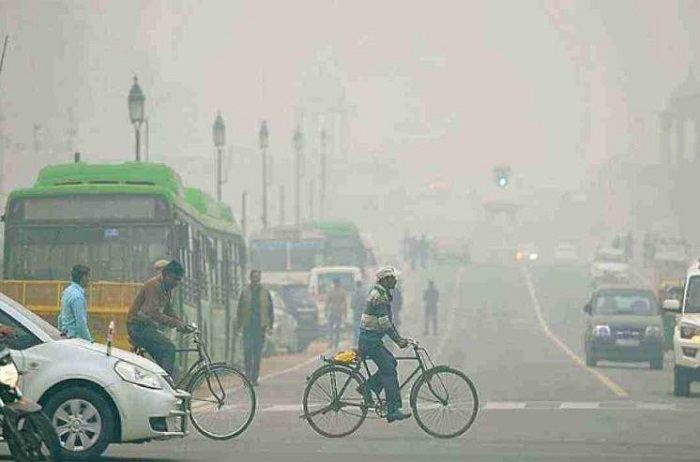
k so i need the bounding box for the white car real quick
[666,265,700,396]
[554,243,579,264]
[308,266,363,323]
[0,293,189,460]
[590,248,630,284]
[264,291,299,356]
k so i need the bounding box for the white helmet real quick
[375,266,400,281]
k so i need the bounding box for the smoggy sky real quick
[0,0,697,250]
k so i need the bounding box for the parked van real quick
[308,266,363,323]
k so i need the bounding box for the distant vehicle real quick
[434,237,471,263]
[590,248,629,284]
[306,221,377,283]
[664,264,700,396]
[515,243,539,262]
[264,291,299,356]
[583,285,664,369]
[308,266,362,324]
[554,243,579,264]
[277,283,320,352]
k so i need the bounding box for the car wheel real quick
[674,366,691,397]
[42,385,116,460]
[650,357,664,370]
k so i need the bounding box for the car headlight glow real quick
[645,326,662,337]
[114,361,162,390]
[592,325,611,337]
[680,324,700,340]
[0,363,19,388]
[529,253,539,261]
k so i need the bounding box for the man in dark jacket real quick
[423,280,440,335]
[237,269,274,386]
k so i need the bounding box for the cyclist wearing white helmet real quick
[357,266,412,423]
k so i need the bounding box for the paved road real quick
[5,261,700,461]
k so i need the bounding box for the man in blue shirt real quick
[58,265,93,342]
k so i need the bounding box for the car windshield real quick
[318,273,356,294]
[279,285,314,308]
[592,292,657,316]
[684,276,700,314]
[595,252,625,263]
[0,294,63,340]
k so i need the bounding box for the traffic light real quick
[493,165,511,188]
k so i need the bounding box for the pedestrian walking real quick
[351,280,365,346]
[236,270,274,386]
[58,264,94,342]
[423,280,439,336]
[326,278,348,349]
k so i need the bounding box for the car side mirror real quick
[663,299,681,313]
[583,303,592,315]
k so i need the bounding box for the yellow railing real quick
[0,280,143,351]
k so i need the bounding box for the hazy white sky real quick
[0,0,697,248]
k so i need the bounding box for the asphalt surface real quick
[4,260,700,461]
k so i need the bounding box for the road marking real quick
[520,265,630,399]
[435,266,465,359]
[260,401,696,412]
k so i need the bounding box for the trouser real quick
[424,307,438,335]
[128,322,176,378]
[243,329,265,383]
[359,341,401,414]
[328,314,343,349]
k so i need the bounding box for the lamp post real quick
[259,120,269,228]
[127,76,145,161]
[293,126,304,225]
[213,112,226,201]
[320,128,327,218]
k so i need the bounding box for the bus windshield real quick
[6,225,169,282]
[250,239,323,272]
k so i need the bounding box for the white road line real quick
[435,266,465,359]
[258,401,692,412]
[520,265,630,399]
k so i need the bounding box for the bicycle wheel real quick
[302,365,367,438]
[410,365,479,438]
[5,412,61,462]
[187,365,256,440]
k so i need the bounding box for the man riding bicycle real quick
[357,266,412,423]
[127,260,194,378]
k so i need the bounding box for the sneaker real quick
[386,410,412,423]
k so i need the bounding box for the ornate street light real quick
[259,120,269,228]
[127,76,146,161]
[213,112,226,201]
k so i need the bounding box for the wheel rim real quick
[189,366,256,439]
[52,398,102,452]
[303,367,367,437]
[412,368,478,438]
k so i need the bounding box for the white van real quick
[665,263,700,396]
[308,266,363,323]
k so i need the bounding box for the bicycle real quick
[131,325,256,440]
[301,339,478,439]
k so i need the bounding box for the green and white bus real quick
[1,161,246,366]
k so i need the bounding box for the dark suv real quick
[278,284,319,352]
[583,285,664,369]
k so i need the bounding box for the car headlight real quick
[529,253,539,261]
[645,326,662,337]
[680,324,700,340]
[0,363,19,388]
[592,325,611,337]
[114,361,162,390]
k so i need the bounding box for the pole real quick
[309,180,315,221]
[217,147,222,201]
[320,130,327,218]
[262,146,268,228]
[279,185,285,225]
[295,142,301,225]
[145,118,150,161]
[0,35,8,86]
[242,191,248,238]
[135,125,141,161]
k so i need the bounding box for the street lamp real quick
[127,76,145,161]
[293,126,304,225]
[213,112,226,201]
[258,120,269,228]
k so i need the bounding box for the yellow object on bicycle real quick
[333,350,357,364]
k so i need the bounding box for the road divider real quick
[520,265,630,399]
